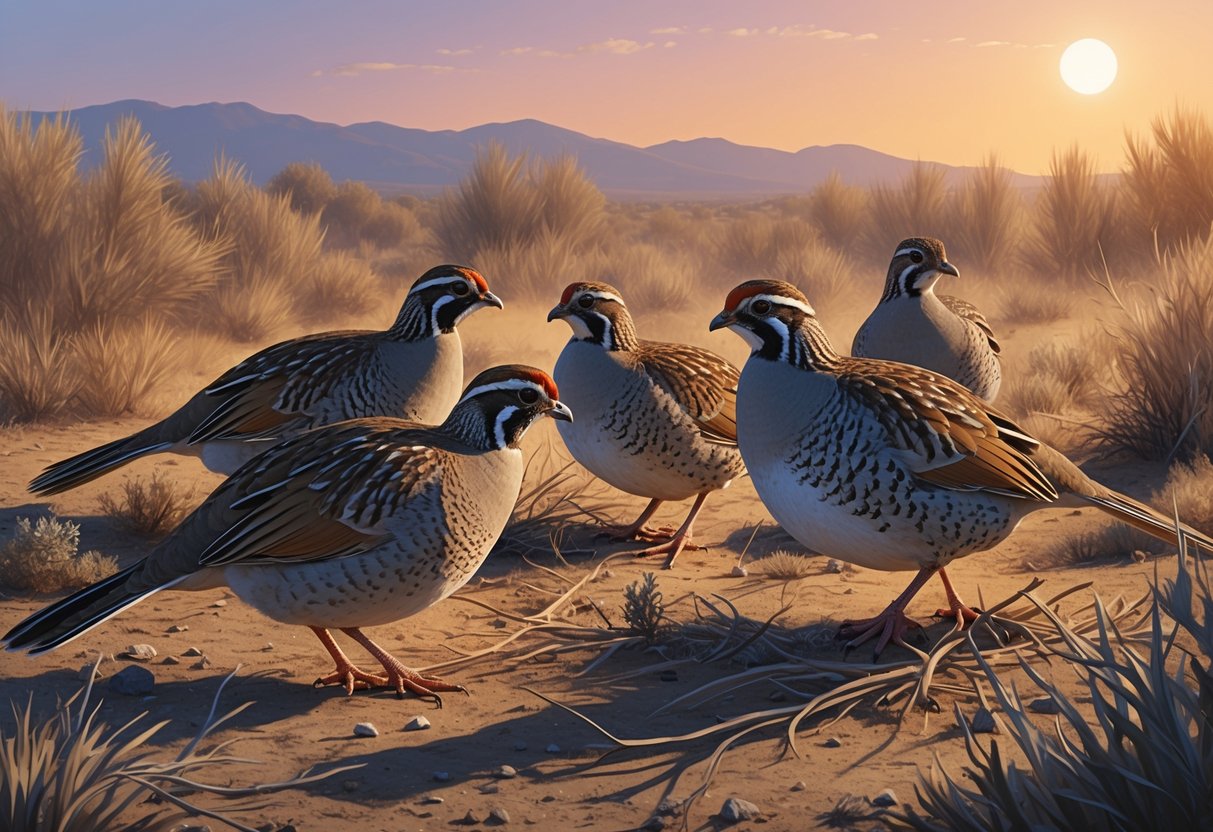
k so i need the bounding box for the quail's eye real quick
[751,299,771,315]
[452,281,471,296]
[578,294,594,309]
[910,250,924,264]
[518,388,540,405]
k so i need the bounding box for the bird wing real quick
[639,341,740,445]
[140,419,453,583]
[939,295,1002,356]
[837,358,1056,502]
[188,331,379,443]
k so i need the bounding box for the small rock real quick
[421,795,444,805]
[659,669,678,682]
[545,743,561,754]
[166,624,188,633]
[655,799,681,817]
[182,646,204,657]
[210,600,227,608]
[823,737,842,748]
[513,740,528,751]
[824,559,843,574]
[404,715,431,731]
[1029,697,1060,714]
[119,644,157,662]
[353,722,379,738]
[433,770,451,782]
[871,789,899,807]
[601,568,613,578]
[970,708,998,734]
[719,797,761,823]
[461,810,482,825]
[480,783,500,794]
[261,642,274,652]
[109,666,155,696]
[495,764,517,779]
[341,779,359,792]
[641,817,668,831]
[487,807,510,825]
[161,656,181,665]
[791,780,807,791]
[730,565,748,577]
[190,656,212,670]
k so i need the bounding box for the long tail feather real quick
[28,436,173,496]
[1083,490,1213,553]
[3,563,171,654]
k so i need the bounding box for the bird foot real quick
[838,607,923,659]
[373,656,468,707]
[933,602,982,626]
[599,523,679,543]
[313,661,392,695]
[633,533,704,569]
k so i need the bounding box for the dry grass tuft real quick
[0,305,80,422]
[0,665,357,832]
[71,318,179,416]
[623,572,667,643]
[1004,340,1101,420]
[950,156,1025,275]
[991,284,1073,324]
[297,250,382,324]
[807,173,871,253]
[0,515,117,593]
[98,471,196,539]
[600,240,695,310]
[1023,146,1118,282]
[753,550,817,581]
[867,164,949,261]
[1122,106,1213,254]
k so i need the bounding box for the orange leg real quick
[633,491,712,569]
[310,626,390,694]
[341,627,467,707]
[933,568,981,625]
[838,567,936,658]
[599,498,680,543]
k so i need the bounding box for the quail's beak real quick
[481,291,504,309]
[708,310,737,332]
[938,261,960,278]
[548,399,574,422]
[546,304,569,323]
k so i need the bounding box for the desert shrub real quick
[896,551,1213,831]
[534,154,606,248]
[472,226,599,302]
[0,667,350,832]
[298,250,381,323]
[1005,340,1101,419]
[266,160,336,215]
[755,550,817,580]
[601,240,696,310]
[360,200,424,249]
[991,283,1073,325]
[867,163,950,261]
[207,270,296,343]
[0,516,116,593]
[808,172,871,253]
[97,471,195,538]
[1096,236,1213,460]
[71,318,179,416]
[435,142,542,258]
[1023,146,1119,282]
[950,156,1025,275]
[623,572,666,643]
[715,213,817,275]
[1123,106,1213,254]
[770,237,853,310]
[322,180,381,246]
[0,306,80,422]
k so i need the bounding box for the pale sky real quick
[2,0,1210,174]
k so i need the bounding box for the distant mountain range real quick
[23,99,1042,196]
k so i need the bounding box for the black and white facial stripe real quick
[389,265,502,340]
[548,284,640,352]
[442,368,572,451]
[879,238,959,302]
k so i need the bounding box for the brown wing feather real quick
[939,295,1002,356]
[838,358,1056,502]
[638,340,740,444]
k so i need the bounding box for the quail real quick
[6,365,571,700]
[853,237,1002,401]
[30,265,502,495]
[548,281,745,567]
[712,279,1212,655]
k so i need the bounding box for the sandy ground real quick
[0,297,1182,831]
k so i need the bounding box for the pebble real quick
[545,743,561,754]
[190,656,212,670]
[791,780,807,791]
[970,708,998,734]
[421,795,444,805]
[119,644,157,662]
[730,565,748,577]
[433,770,451,782]
[405,716,431,731]
[261,643,274,652]
[1028,697,1060,714]
[353,722,379,738]
[823,737,842,748]
[480,783,500,794]
[182,646,204,657]
[487,807,510,825]
[161,656,181,666]
[461,810,482,825]
[719,797,761,823]
[109,666,155,696]
[210,600,227,608]
[513,740,528,751]
[495,764,517,779]
[871,789,899,807]
[824,559,843,574]
[166,624,188,633]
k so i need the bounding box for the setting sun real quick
[1060,38,1118,95]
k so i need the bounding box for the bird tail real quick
[3,563,170,655]
[1083,489,1213,553]
[28,433,173,496]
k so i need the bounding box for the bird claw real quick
[838,608,924,659]
[313,663,391,695]
[598,524,679,543]
[632,534,703,569]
